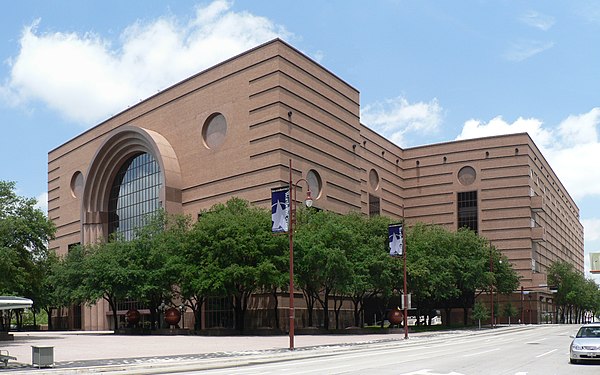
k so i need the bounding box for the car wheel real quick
[570,358,578,364]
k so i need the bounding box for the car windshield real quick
[577,327,600,338]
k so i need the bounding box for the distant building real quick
[48,39,583,330]
[591,253,600,274]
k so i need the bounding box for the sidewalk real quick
[1,326,533,373]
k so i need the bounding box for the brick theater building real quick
[48,39,583,330]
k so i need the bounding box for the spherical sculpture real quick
[388,308,403,325]
[125,309,141,325]
[164,307,181,326]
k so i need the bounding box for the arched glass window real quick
[108,152,162,240]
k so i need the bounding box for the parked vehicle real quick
[570,323,600,364]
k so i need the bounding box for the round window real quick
[306,170,322,200]
[458,166,477,185]
[202,113,227,149]
[70,171,84,198]
[369,169,380,191]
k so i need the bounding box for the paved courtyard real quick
[0,327,525,373]
[0,329,411,373]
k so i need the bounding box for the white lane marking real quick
[401,370,465,375]
[536,349,557,358]
[515,372,528,375]
[462,348,500,357]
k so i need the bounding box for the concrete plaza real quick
[1,327,526,374]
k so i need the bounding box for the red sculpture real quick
[125,309,141,325]
[388,308,403,325]
[164,307,181,326]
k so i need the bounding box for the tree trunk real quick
[233,295,245,331]
[46,308,53,331]
[351,295,363,327]
[444,307,452,326]
[149,307,158,330]
[107,298,119,333]
[271,290,280,330]
[303,290,317,327]
[333,295,343,329]
[321,290,330,330]
[196,297,205,331]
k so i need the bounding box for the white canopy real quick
[0,296,33,310]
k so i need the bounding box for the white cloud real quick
[361,96,443,147]
[557,108,600,147]
[456,116,553,147]
[583,218,600,242]
[1,0,290,125]
[520,11,555,31]
[34,192,48,214]
[456,108,600,201]
[312,50,325,64]
[504,39,554,62]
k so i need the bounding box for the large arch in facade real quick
[81,125,182,245]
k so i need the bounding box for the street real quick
[189,325,596,375]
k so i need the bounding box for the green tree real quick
[189,198,283,331]
[129,212,185,329]
[548,261,583,323]
[502,303,518,325]
[0,181,55,293]
[472,301,489,329]
[343,213,395,327]
[30,250,61,329]
[0,181,55,330]
[407,223,460,326]
[295,209,354,330]
[451,228,493,325]
[60,239,138,332]
[174,219,225,331]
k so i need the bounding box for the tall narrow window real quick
[457,191,478,233]
[205,297,234,328]
[108,152,162,240]
[369,194,380,217]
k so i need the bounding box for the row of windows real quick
[108,152,162,241]
[457,191,478,233]
[369,191,479,234]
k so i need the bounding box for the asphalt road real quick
[187,325,597,375]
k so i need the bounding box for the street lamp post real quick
[519,285,555,324]
[288,159,313,351]
[179,304,186,329]
[521,286,524,324]
[402,228,408,340]
[490,250,494,328]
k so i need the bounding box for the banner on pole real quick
[388,223,403,257]
[401,294,412,309]
[591,252,600,274]
[271,187,290,233]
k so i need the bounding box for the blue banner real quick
[389,224,403,256]
[271,187,290,233]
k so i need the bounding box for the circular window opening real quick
[202,113,227,149]
[458,166,477,185]
[70,171,84,198]
[369,169,380,191]
[306,170,322,200]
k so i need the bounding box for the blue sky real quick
[1,1,599,278]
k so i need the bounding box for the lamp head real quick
[305,189,313,208]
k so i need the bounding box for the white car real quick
[570,323,600,364]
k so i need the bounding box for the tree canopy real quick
[21,194,596,332]
[548,260,600,324]
[0,181,55,330]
